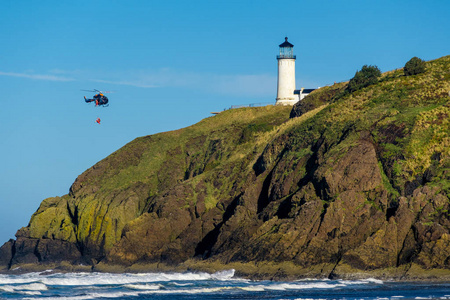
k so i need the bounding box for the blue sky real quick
[0,0,449,244]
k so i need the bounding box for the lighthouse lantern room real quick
[277,37,295,59]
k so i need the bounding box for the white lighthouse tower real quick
[276,37,297,105]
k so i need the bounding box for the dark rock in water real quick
[0,239,14,270]
[9,237,40,265]
[2,237,82,268]
[1,56,450,279]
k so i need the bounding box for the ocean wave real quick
[23,295,99,300]
[16,283,48,291]
[0,282,48,296]
[337,278,384,285]
[1,269,236,287]
[271,282,346,290]
[239,285,266,292]
[2,271,446,300]
[0,275,383,298]
[148,286,234,294]
[171,282,194,286]
[0,272,51,284]
[84,286,234,297]
[123,283,161,290]
[211,269,235,280]
[236,279,385,292]
[364,278,385,284]
[22,287,233,300]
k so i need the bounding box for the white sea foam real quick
[185,287,232,294]
[123,283,161,290]
[0,282,47,295]
[338,278,384,285]
[264,284,289,291]
[365,277,384,284]
[0,272,46,284]
[16,283,48,291]
[23,295,96,300]
[239,285,266,291]
[296,277,384,287]
[154,286,233,294]
[2,269,236,287]
[89,291,142,298]
[1,270,240,299]
[274,282,346,289]
[172,282,194,286]
[0,286,15,292]
[18,290,42,296]
[237,281,347,292]
[26,291,141,300]
[4,271,444,300]
[295,277,330,282]
[211,269,235,280]
[91,286,234,295]
[237,280,384,291]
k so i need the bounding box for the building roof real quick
[279,37,294,48]
[294,88,316,94]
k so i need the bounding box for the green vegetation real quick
[291,55,449,195]
[346,65,382,93]
[404,56,426,76]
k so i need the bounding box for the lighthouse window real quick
[280,47,293,58]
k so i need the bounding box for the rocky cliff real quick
[1,56,449,279]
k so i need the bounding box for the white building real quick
[294,88,316,101]
[275,37,297,105]
[275,37,316,105]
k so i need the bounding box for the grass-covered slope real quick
[292,56,449,198]
[1,56,449,279]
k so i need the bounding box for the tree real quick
[404,57,426,76]
[347,65,381,93]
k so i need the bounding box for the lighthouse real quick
[275,37,297,105]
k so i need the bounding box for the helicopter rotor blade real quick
[80,89,114,93]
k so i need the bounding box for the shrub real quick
[404,56,426,76]
[347,65,381,93]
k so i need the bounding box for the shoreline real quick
[2,260,450,282]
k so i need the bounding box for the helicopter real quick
[82,89,110,107]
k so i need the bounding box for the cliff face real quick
[1,56,449,278]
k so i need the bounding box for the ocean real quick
[0,269,449,300]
